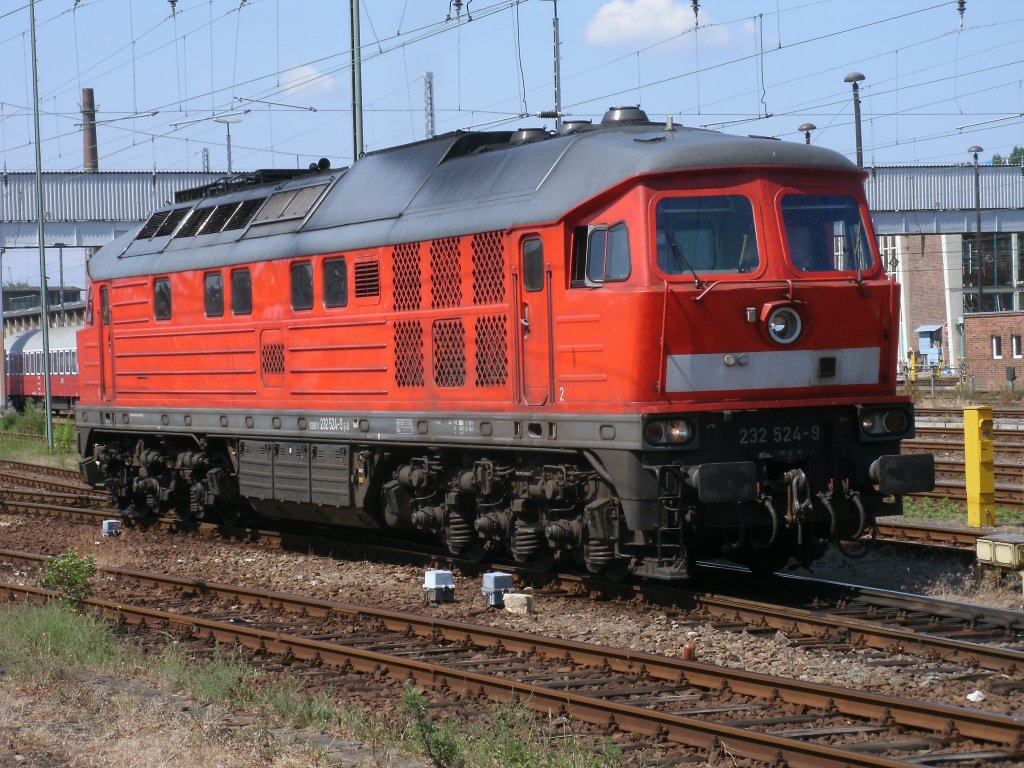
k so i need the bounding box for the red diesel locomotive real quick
[76,107,934,579]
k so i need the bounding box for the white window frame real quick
[993,335,1004,359]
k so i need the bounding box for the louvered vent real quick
[252,183,328,224]
[430,237,462,309]
[153,207,189,237]
[354,260,380,298]
[135,210,170,240]
[198,202,241,234]
[394,320,425,387]
[432,319,466,388]
[472,231,505,305]
[474,315,508,386]
[392,243,422,312]
[223,197,266,231]
[174,207,215,238]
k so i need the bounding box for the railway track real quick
[2,551,1022,767]
[2,492,1021,674]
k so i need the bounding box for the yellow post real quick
[909,351,917,382]
[964,406,996,527]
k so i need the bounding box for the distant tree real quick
[992,146,1024,165]
[2,280,33,289]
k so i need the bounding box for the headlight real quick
[644,417,695,446]
[766,306,802,345]
[860,408,911,437]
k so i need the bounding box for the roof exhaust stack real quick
[82,88,98,172]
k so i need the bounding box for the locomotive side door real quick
[99,286,115,400]
[516,236,553,405]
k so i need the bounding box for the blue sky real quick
[2,0,1023,173]
[2,0,1023,285]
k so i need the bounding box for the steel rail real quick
[2,579,1022,767]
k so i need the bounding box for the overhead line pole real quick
[350,0,364,160]
[29,0,53,452]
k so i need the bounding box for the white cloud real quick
[280,64,334,97]
[585,0,729,48]
[586,0,691,46]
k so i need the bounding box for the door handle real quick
[520,302,530,331]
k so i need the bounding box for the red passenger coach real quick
[76,107,934,579]
[5,326,80,412]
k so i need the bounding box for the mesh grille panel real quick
[430,237,462,309]
[261,343,285,374]
[474,315,508,387]
[392,243,422,312]
[432,319,466,388]
[472,231,505,305]
[394,320,425,387]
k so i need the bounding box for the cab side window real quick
[204,271,224,317]
[323,258,348,308]
[291,261,313,311]
[231,268,252,315]
[573,222,630,286]
[154,277,171,320]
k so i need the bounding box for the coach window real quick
[291,261,314,310]
[323,258,348,308]
[231,268,252,315]
[101,287,110,324]
[522,238,544,292]
[154,277,172,320]
[204,272,224,317]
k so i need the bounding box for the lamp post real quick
[798,122,816,145]
[844,72,865,167]
[969,145,984,309]
[214,116,242,173]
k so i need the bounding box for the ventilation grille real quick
[430,237,462,309]
[261,342,285,374]
[224,197,266,231]
[135,207,190,240]
[432,319,466,388]
[392,243,422,312]
[354,260,380,298]
[175,206,215,238]
[136,198,265,243]
[474,315,508,387]
[472,231,505,305]
[394,320,425,387]
[252,183,328,224]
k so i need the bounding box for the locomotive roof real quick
[89,120,861,281]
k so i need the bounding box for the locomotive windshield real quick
[781,194,875,273]
[655,195,759,275]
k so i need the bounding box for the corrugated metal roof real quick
[0,171,225,223]
[865,165,1024,212]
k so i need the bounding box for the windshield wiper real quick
[661,224,705,289]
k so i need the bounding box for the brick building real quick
[962,312,1024,390]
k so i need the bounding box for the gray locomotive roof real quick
[90,122,860,281]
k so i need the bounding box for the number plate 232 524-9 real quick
[737,425,821,446]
